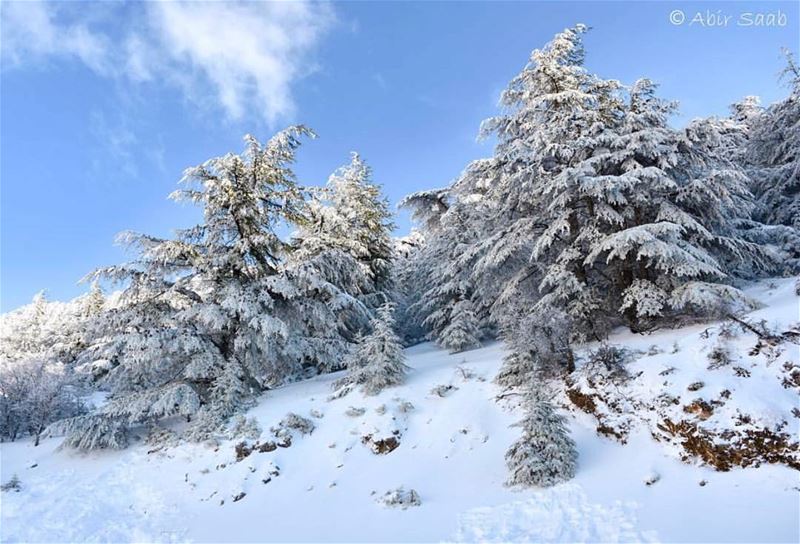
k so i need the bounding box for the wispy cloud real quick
[1,1,110,72]
[88,109,139,180]
[1,1,336,125]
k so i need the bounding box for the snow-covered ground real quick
[1,279,798,543]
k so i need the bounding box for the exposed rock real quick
[362,434,401,454]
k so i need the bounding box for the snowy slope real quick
[1,278,798,543]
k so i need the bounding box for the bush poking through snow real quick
[271,413,315,443]
[505,386,578,488]
[1,474,21,492]
[396,399,415,413]
[376,487,421,509]
[345,406,366,417]
[362,433,401,455]
[584,343,630,380]
[430,384,458,397]
[707,346,732,370]
[228,416,262,440]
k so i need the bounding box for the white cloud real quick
[1,2,110,72]
[1,1,335,125]
[148,1,334,124]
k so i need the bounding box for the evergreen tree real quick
[295,153,395,309]
[57,127,369,448]
[505,385,577,488]
[79,281,106,318]
[495,304,574,388]
[438,299,481,353]
[476,32,770,336]
[334,303,409,396]
[393,230,428,344]
[748,51,800,229]
[400,203,488,346]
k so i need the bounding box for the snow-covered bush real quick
[345,406,366,417]
[376,487,421,509]
[228,416,262,440]
[505,386,577,488]
[272,413,315,437]
[584,344,630,380]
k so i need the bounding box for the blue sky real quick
[1,1,798,311]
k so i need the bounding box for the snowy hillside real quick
[1,278,798,543]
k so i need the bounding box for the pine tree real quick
[58,127,368,448]
[295,153,395,309]
[438,299,481,353]
[399,26,776,360]
[404,204,486,345]
[334,303,409,396]
[748,51,800,229]
[505,385,577,488]
[79,281,106,318]
[495,304,574,388]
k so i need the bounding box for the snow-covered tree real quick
[396,25,778,381]
[393,230,428,344]
[78,281,106,318]
[505,385,577,488]
[57,127,369,448]
[748,50,800,229]
[0,358,84,444]
[400,203,488,346]
[294,153,395,309]
[495,304,574,388]
[0,286,104,366]
[438,299,481,353]
[333,303,409,396]
[478,30,771,336]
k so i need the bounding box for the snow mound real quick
[455,484,657,543]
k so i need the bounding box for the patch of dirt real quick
[657,418,800,471]
[566,386,630,443]
[683,399,714,420]
[566,388,597,413]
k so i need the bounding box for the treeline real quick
[1,26,797,487]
